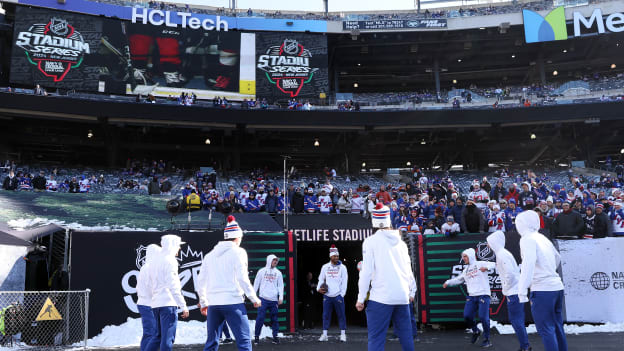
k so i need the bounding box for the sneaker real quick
[318,334,328,342]
[222,338,234,345]
[480,339,492,348]
[272,337,280,344]
[253,337,260,345]
[339,334,347,342]
[470,330,481,344]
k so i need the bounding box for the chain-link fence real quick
[0,290,90,349]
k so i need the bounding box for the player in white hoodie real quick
[486,231,530,351]
[196,216,261,351]
[148,235,188,351]
[516,210,567,351]
[443,247,495,348]
[317,245,348,342]
[136,244,161,351]
[356,203,417,351]
[253,254,284,345]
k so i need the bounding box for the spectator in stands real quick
[593,204,610,238]
[32,171,46,191]
[441,216,460,237]
[15,173,29,191]
[551,202,584,239]
[337,191,352,214]
[490,180,507,202]
[160,177,172,195]
[266,189,279,215]
[461,199,485,233]
[609,201,624,236]
[534,206,553,239]
[519,182,536,209]
[505,183,520,204]
[245,192,261,213]
[582,206,596,238]
[149,177,161,195]
[69,177,79,193]
[291,188,304,214]
[318,189,333,214]
[2,170,18,191]
[375,185,392,205]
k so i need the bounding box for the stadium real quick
[0,0,623,349]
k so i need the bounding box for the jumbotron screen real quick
[9,6,328,100]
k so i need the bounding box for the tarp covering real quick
[0,222,64,243]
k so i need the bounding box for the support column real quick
[433,59,441,98]
[538,51,546,86]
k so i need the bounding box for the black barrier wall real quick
[69,230,295,337]
[415,231,530,324]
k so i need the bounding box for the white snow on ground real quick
[7,217,159,232]
[82,317,283,348]
[487,321,624,335]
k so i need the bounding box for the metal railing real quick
[0,290,90,349]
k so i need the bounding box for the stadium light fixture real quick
[353,82,359,88]
[362,162,366,168]
[621,148,624,154]
[87,130,93,139]
[511,54,516,58]
[457,59,462,63]
[562,49,567,53]
[552,70,558,76]
[530,133,536,140]
[406,161,412,166]
[420,139,426,145]
[452,79,457,84]
[611,64,617,69]
[205,138,211,145]
[314,139,320,147]
[357,63,361,66]
[479,27,486,30]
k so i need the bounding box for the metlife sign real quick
[523,6,624,43]
[559,238,624,323]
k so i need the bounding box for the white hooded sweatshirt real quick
[357,229,416,305]
[444,248,495,297]
[516,211,564,302]
[136,244,161,307]
[317,260,348,298]
[196,241,260,307]
[253,254,284,302]
[486,231,520,296]
[150,236,187,310]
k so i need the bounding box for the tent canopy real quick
[0,222,65,246]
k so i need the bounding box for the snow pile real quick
[84,317,283,347]
[489,321,624,335]
[7,217,159,232]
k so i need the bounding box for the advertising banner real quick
[417,232,524,324]
[559,238,624,323]
[255,33,329,101]
[284,214,373,242]
[70,230,295,337]
[343,19,447,30]
[10,6,256,99]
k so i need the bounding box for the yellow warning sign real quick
[36,297,62,321]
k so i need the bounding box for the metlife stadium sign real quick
[523,6,624,43]
[131,7,229,31]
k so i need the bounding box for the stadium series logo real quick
[257,39,319,97]
[15,17,90,82]
[522,6,568,43]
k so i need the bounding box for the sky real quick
[167,0,420,12]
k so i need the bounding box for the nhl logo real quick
[476,242,496,261]
[49,17,69,36]
[282,39,300,55]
